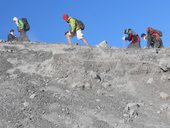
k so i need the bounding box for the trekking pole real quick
[123,34,126,49]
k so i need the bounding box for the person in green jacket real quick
[13,17,29,42]
[63,14,90,47]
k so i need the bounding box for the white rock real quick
[71,82,81,88]
[157,111,161,114]
[147,78,154,84]
[23,101,29,107]
[65,90,70,93]
[102,82,111,88]
[71,82,91,89]
[96,40,108,48]
[89,71,97,79]
[71,83,77,88]
[123,114,129,117]
[160,92,169,100]
[84,83,91,88]
[160,104,170,111]
[30,94,36,99]
[125,103,140,111]
[119,119,125,124]
[161,75,167,81]
[96,99,101,102]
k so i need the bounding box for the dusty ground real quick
[0,42,170,128]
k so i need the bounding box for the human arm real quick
[69,18,76,34]
[125,34,132,41]
[18,20,24,30]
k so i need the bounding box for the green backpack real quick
[76,19,85,30]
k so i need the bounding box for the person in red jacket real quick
[141,27,163,48]
[122,28,141,49]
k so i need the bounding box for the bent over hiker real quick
[13,17,30,42]
[141,27,163,48]
[8,29,17,42]
[63,14,90,47]
[122,28,141,49]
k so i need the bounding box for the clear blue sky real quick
[0,0,170,48]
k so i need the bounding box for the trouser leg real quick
[154,40,161,48]
[19,30,29,42]
[128,42,141,49]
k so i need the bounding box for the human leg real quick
[76,30,90,47]
[154,40,161,48]
[19,30,29,42]
[65,32,72,45]
[82,38,90,47]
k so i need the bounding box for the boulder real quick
[160,92,169,100]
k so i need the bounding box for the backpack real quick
[76,19,85,30]
[21,18,30,31]
[147,27,162,37]
[155,29,162,37]
[132,34,140,43]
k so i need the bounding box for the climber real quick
[7,29,17,42]
[63,14,90,47]
[122,28,141,49]
[13,17,30,42]
[141,27,163,48]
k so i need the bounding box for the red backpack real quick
[130,34,140,43]
[147,27,162,40]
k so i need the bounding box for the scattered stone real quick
[66,90,70,93]
[149,103,153,106]
[147,78,154,84]
[89,71,101,81]
[124,103,141,118]
[159,62,168,72]
[84,83,92,89]
[123,114,129,117]
[161,75,167,81]
[71,82,92,89]
[162,104,169,110]
[53,93,58,97]
[102,82,112,88]
[23,101,29,107]
[160,92,169,100]
[96,99,101,102]
[96,106,101,110]
[119,119,125,124]
[157,111,161,114]
[156,49,159,54]
[71,83,79,88]
[30,94,36,99]
[96,40,108,48]
[160,104,170,111]
[96,89,106,95]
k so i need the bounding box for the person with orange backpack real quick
[63,14,90,47]
[122,28,141,49]
[141,27,163,48]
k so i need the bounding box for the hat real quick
[63,14,69,21]
[13,17,18,22]
[124,29,129,34]
[10,29,14,32]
